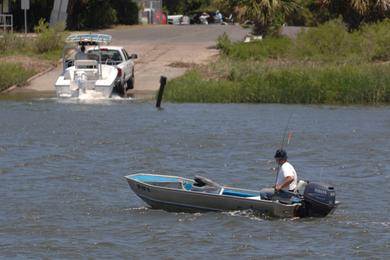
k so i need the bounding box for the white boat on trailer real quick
[55,33,118,98]
[125,173,339,218]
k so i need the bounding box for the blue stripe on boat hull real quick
[129,175,180,183]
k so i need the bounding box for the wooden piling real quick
[156,76,167,109]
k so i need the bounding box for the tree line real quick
[165,0,390,35]
[9,0,138,31]
[8,0,390,32]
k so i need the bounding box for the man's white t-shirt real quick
[75,49,88,60]
[276,161,297,191]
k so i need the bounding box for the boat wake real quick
[123,206,150,212]
[53,93,135,104]
[223,210,301,221]
[223,210,269,221]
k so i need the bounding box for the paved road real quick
[19,24,248,97]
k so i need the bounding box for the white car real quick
[87,46,137,96]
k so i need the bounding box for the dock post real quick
[156,76,167,109]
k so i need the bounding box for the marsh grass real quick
[165,63,390,104]
[0,63,36,92]
[166,19,390,104]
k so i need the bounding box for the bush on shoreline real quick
[33,19,65,54]
[217,33,292,61]
[293,19,390,63]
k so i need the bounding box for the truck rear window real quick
[87,49,123,64]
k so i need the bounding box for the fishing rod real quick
[274,113,294,187]
[280,113,294,150]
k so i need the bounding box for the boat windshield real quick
[87,49,123,65]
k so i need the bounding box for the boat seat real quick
[73,60,99,80]
[191,185,221,194]
[193,176,221,188]
[75,59,98,69]
[181,176,222,194]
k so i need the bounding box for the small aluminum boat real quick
[125,173,338,218]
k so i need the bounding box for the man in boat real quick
[274,149,297,192]
[75,45,89,60]
[261,149,298,201]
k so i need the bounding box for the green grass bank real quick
[165,19,390,105]
[0,64,36,92]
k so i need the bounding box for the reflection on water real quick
[0,100,389,258]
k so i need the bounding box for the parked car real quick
[87,46,137,97]
[168,15,183,24]
[189,11,216,24]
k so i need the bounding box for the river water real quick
[0,99,389,259]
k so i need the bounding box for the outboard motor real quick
[74,71,88,93]
[300,182,336,217]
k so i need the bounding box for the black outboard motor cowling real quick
[302,182,336,217]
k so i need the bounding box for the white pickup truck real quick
[87,46,137,96]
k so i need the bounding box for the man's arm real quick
[275,176,294,192]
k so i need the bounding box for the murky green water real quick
[1,99,389,258]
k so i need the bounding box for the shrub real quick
[217,34,292,60]
[34,19,65,53]
[293,19,359,62]
[216,32,232,55]
[233,37,292,60]
[358,19,390,61]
